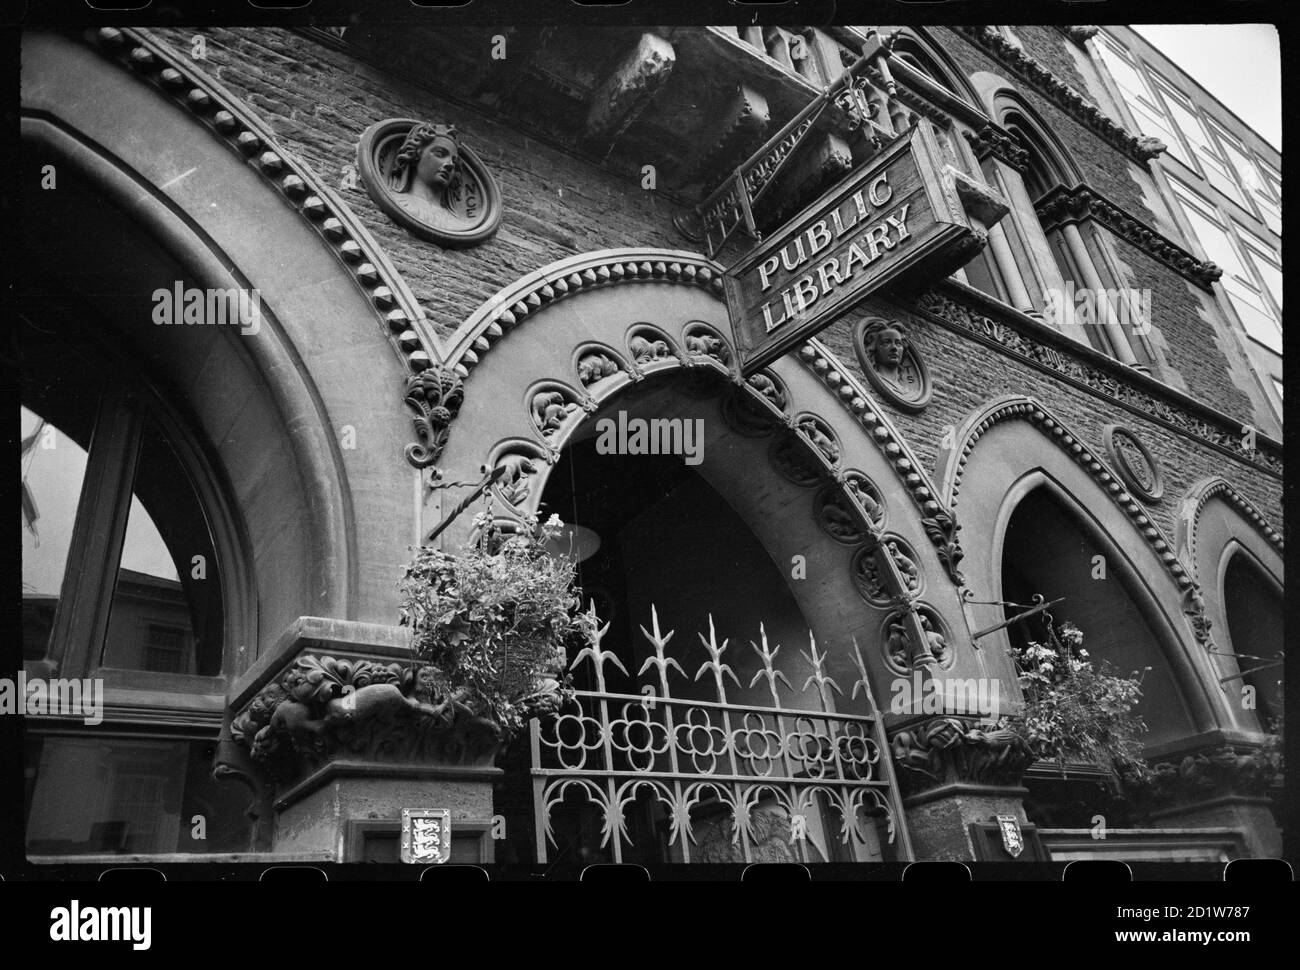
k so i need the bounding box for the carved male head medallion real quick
[854,316,933,412]
[358,118,503,247]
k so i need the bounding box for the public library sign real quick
[725,120,999,376]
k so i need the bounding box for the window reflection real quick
[24,735,251,855]
[20,404,94,666]
[101,418,224,676]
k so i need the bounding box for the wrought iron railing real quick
[531,608,914,864]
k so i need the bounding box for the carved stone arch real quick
[433,250,982,713]
[984,87,1085,188]
[21,28,437,638]
[936,395,1235,740]
[887,27,983,106]
[1176,478,1284,734]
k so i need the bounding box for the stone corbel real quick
[585,32,677,147]
[963,122,1030,174]
[890,715,1036,797]
[225,617,508,810]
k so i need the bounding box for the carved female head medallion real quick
[358,118,503,247]
[853,316,932,412]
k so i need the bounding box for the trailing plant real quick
[997,618,1150,779]
[398,508,590,739]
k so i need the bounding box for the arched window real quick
[1000,487,1196,748]
[18,309,255,857]
[991,93,1152,369]
[1220,551,1283,731]
[491,374,905,867]
[999,486,1197,829]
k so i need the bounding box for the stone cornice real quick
[84,26,438,377]
[913,282,1283,480]
[955,25,1166,167]
[1035,184,1223,290]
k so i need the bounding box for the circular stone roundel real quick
[357,118,503,247]
[852,315,932,412]
[1103,424,1164,503]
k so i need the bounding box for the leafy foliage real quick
[399,510,592,738]
[997,619,1150,779]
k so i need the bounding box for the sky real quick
[1132,24,1281,151]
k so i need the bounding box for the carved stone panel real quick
[1103,423,1164,503]
[358,118,503,247]
[853,316,933,412]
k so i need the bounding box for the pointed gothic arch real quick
[935,395,1235,743]
[1176,478,1284,734]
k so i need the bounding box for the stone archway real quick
[1176,478,1284,735]
[431,249,985,712]
[935,395,1235,740]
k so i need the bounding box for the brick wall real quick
[817,297,1282,533]
[149,26,1282,530]
[153,27,682,338]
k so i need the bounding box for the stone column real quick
[890,715,1038,861]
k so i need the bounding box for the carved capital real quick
[890,715,1036,796]
[226,620,512,796]
[1123,741,1282,814]
[964,123,1029,174]
[404,364,465,470]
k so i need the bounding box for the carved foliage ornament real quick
[405,365,465,469]
[358,118,503,247]
[854,316,932,413]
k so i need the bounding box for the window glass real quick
[1172,182,1281,352]
[20,377,101,666]
[101,417,224,676]
[24,735,251,855]
[1097,41,1190,166]
[1239,231,1282,309]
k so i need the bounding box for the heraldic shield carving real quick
[358,118,504,247]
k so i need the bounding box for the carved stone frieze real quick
[230,655,507,787]
[1123,742,1282,814]
[915,291,1283,478]
[890,715,1036,796]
